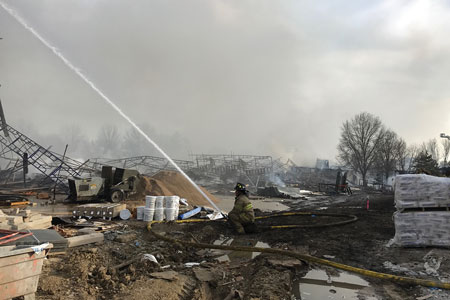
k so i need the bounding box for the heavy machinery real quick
[68,166,141,202]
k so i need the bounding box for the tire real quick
[110,189,124,203]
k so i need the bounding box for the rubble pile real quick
[392,174,450,247]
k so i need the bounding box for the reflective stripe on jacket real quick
[230,194,255,223]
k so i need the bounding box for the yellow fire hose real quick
[149,211,358,229]
[147,212,450,290]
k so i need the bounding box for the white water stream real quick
[0,1,222,213]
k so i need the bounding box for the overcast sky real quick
[1,0,449,165]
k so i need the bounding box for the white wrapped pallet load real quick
[391,211,450,247]
[394,174,450,209]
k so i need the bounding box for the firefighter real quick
[228,182,256,234]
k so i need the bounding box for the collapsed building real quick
[0,100,347,199]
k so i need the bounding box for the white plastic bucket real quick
[145,196,157,209]
[165,208,177,221]
[154,208,164,221]
[155,196,165,209]
[119,209,131,220]
[137,206,145,220]
[143,208,155,222]
[165,196,180,208]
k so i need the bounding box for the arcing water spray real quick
[0,1,223,214]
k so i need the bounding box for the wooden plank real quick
[23,214,43,222]
[10,201,30,206]
[15,210,32,217]
[6,216,23,225]
[11,216,53,230]
[0,224,12,230]
[67,233,104,248]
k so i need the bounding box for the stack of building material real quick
[392,174,450,247]
[395,174,450,208]
[0,209,52,231]
[72,203,126,220]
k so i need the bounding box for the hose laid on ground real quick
[255,211,358,229]
[147,212,450,290]
[150,211,358,229]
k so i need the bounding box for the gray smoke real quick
[1,0,450,166]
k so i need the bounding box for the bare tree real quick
[94,125,121,158]
[442,138,450,166]
[61,124,86,157]
[422,139,440,162]
[406,144,420,172]
[375,129,399,182]
[394,137,408,172]
[337,112,385,187]
[122,124,156,157]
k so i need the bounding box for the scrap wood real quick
[416,296,433,300]
[193,268,216,282]
[150,271,179,281]
[10,187,50,193]
[10,201,30,206]
[112,257,139,271]
[0,229,32,245]
[67,232,104,248]
[224,289,243,300]
[0,193,30,206]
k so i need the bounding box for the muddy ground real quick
[35,191,450,300]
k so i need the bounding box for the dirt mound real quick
[133,171,220,207]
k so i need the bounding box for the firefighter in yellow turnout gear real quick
[228,182,256,234]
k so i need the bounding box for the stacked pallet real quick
[72,203,126,220]
[0,209,52,231]
[392,174,450,247]
[395,174,450,208]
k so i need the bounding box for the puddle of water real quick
[293,269,378,300]
[213,236,270,262]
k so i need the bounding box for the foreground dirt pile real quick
[37,221,294,300]
[133,170,220,206]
